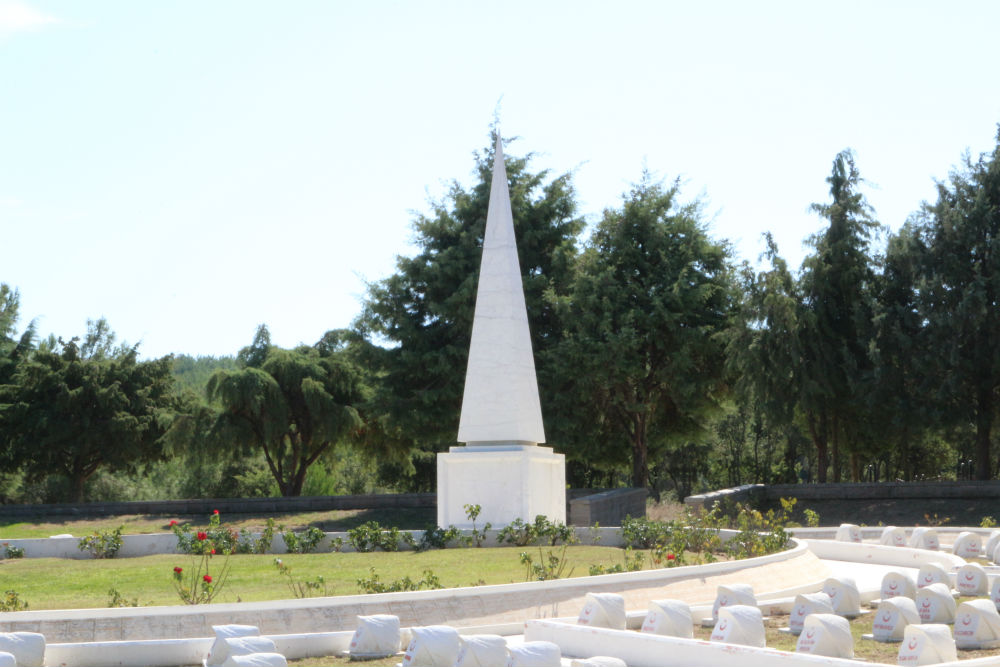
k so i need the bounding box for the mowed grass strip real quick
[0,546,632,610]
[0,507,438,539]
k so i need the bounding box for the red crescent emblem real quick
[909,638,919,650]
[882,613,892,623]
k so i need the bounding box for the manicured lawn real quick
[0,546,635,610]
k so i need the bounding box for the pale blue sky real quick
[3,1,1000,359]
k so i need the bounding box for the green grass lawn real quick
[0,545,635,610]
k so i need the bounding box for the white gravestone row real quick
[916,583,956,624]
[916,562,951,589]
[897,623,958,665]
[881,526,908,547]
[822,576,862,617]
[835,523,862,543]
[881,570,918,601]
[709,605,766,648]
[795,613,853,659]
[576,593,626,630]
[706,584,756,626]
[640,599,693,638]
[871,597,921,642]
[788,593,835,635]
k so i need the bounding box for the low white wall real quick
[802,539,966,569]
[524,619,859,667]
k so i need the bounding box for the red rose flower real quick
[173,566,182,573]
[169,520,178,526]
[203,574,212,583]
[210,548,216,555]
[213,510,219,515]
[197,532,208,541]
[667,553,676,560]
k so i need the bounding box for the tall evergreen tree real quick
[548,174,736,491]
[731,151,879,483]
[798,149,880,482]
[356,132,584,490]
[907,131,1000,479]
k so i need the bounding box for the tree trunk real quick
[831,417,841,483]
[975,387,993,480]
[808,412,829,483]
[850,452,860,482]
[631,418,649,489]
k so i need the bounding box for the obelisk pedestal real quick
[436,134,566,529]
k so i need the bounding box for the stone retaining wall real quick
[684,480,1000,510]
[0,493,437,518]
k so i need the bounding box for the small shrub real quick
[273,558,327,598]
[107,587,139,607]
[173,511,238,555]
[281,526,327,554]
[356,567,442,594]
[981,516,997,528]
[588,546,645,575]
[329,536,344,552]
[415,525,461,552]
[464,503,492,548]
[0,590,28,612]
[78,525,124,559]
[2,543,25,559]
[803,508,821,528]
[347,521,406,552]
[236,518,276,554]
[519,543,573,581]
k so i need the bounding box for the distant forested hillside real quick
[171,354,238,396]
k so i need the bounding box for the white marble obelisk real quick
[437,135,566,528]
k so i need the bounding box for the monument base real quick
[437,445,566,528]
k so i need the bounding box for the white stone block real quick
[954,599,1000,650]
[916,583,955,624]
[577,593,626,630]
[0,653,14,667]
[822,576,861,617]
[835,524,861,543]
[403,626,460,667]
[909,527,940,551]
[221,654,287,667]
[209,638,276,666]
[985,530,1000,560]
[955,562,989,596]
[711,584,756,621]
[0,632,44,667]
[437,446,565,528]
[872,597,920,642]
[897,623,957,665]
[709,605,765,648]
[570,658,626,667]
[881,570,917,600]
[455,635,507,667]
[952,531,982,558]
[505,641,560,667]
[640,599,693,638]
[795,613,853,658]
[880,526,908,547]
[349,614,400,658]
[916,562,950,589]
[789,593,834,636]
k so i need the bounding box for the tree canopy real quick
[206,325,366,496]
